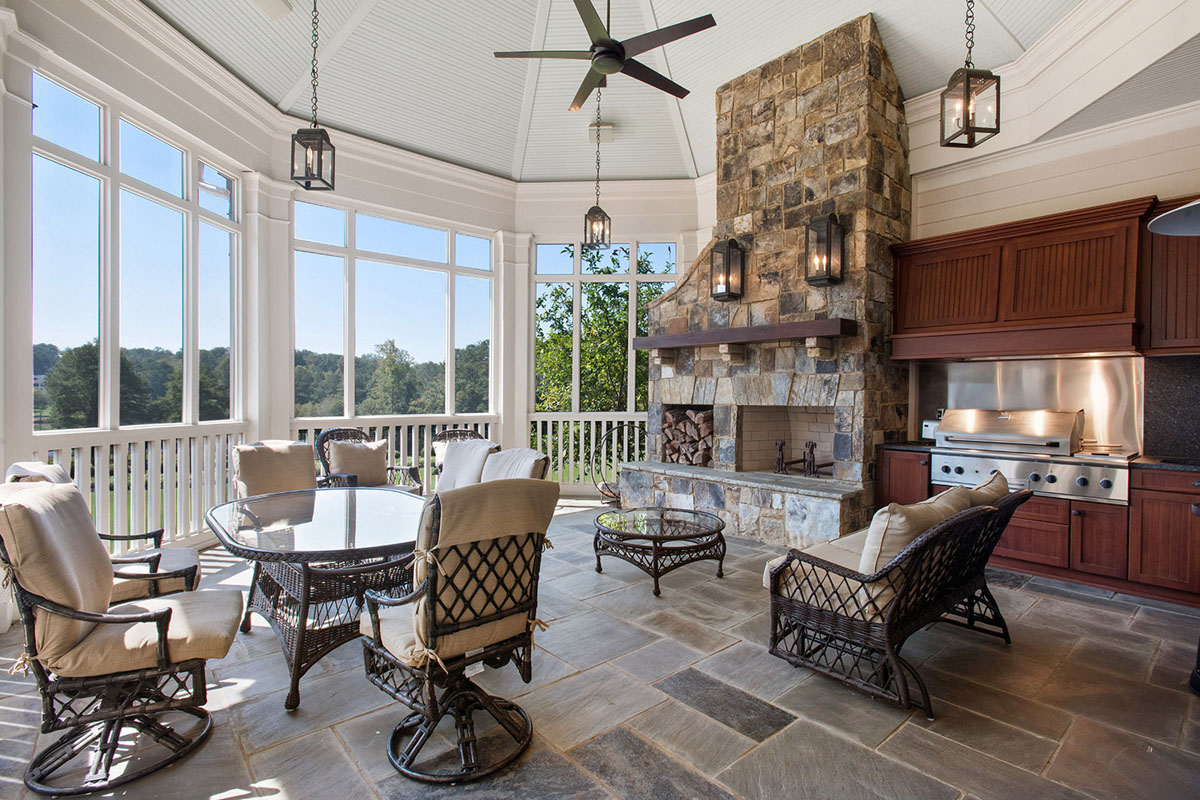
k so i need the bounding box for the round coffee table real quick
[593,507,726,596]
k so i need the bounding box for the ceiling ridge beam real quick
[637,0,699,179]
[277,0,381,113]
[976,0,1027,58]
[511,0,554,180]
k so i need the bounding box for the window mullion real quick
[344,214,356,418]
[571,247,581,414]
[446,234,457,416]
[100,109,121,431]
[183,189,199,425]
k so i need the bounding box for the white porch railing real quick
[32,422,248,553]
[528,412,648,493]
[291,415,498,495]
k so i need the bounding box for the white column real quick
[496,231,532,450]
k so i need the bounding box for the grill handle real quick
[941,435,1065,450]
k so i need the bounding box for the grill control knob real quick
[1045,474,1058,484]
[953,466,965,475]
[1029,473,1041,482]
[1099,479,1113,489]
[940,465,951,474]
[1076,476,1089,487]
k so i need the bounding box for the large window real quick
[534,242,675,413]
[30,73,240,431]
[292,201,494,418]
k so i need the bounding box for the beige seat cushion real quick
[437,440,500,491]
[328,439,388,487]
[481,449,549,482]
[360,602,529,666]
[761,529,869,589]
[50,589,244,678]
[764,533,900,623]
[966,471,1009,506]
[111,546,201,603]
[0,483,114,667]
[5,462,72,484]
[859,486,971,574]
[231,440,317,498]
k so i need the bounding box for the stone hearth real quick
[623,14,911,548]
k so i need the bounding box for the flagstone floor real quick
[3,500,1200,799]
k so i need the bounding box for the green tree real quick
[455,340,489,413]
[359,340,421,415]
[43,340,151,428]
[33,343,60,376]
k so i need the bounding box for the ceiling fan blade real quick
[494,50,593,59]
[621,59,689,99]
[570,69,604,111]
[573,0,610,45]
[622,14,716,57]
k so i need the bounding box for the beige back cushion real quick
[328,439,388,486]
[413,478,560,660]
[6,462,72,484]
[231,440,317,498]
[0,483,114,667]
[967,471,1009,506]
[480,449,549,482]
[437,440,500,491]
[858,486,971,574]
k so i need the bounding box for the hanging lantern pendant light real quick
[939,0,1000,148]
[584,89,611,248]
[291,0,335,190]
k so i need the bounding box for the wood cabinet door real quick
[1001,223,1135,324]
[1147,233,1200,352]
[875,449,930,509]
[994,518,1070,568]
[895,245,1002,333]
[1129,490,1200,592]
[1069,501,1129,579]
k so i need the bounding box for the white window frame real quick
[289,196,498,419]
[531,241,677,414]
[29,68,244,432]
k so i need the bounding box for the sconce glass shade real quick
[291,127,335,191]
[710,238,743,301]
[940,67,1000,148]
[1148,198,1200,236]
[584,205,611,248]
[805,214,843,286]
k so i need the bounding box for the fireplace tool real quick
[774,440,833,477]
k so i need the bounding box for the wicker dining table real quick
[206,486,425,710]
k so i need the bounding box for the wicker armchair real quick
[0,482,243,795]
[5,462,201,604]
[314,427,423,493]
[360,478,559,783]
[768,490,1032,718]
[431,427,483,476]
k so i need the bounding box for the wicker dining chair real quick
[360,478,560,783]
[5,462,201,604]
[0,481,243,795]
[314,427,422,493]
[431,427,484,476]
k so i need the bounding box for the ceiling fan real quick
[495,0,716,110]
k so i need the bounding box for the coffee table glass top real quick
[206,486,425,560]
[595,507,724,542]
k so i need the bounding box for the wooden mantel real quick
[632,318,857,351]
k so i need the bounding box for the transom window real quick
[31,73,240,431]
[534,242,676,414]
[291,201,495,418]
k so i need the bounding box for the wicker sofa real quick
[766,483,1031,718]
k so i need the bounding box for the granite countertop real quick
[619,461,865,499]
[877,441,933,452]
[1132,456,1200,473]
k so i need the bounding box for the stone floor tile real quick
[773,676,910,747]
[1035,663,1187,742]
[583,581,677,620]
[988,585,1038,618]
[538,554,581,582]
[208,649,320,712]
[693,641,810,700]
[723,611,769,643]
[1024,576,1121,602]
[923,667,1073,740]
[922,640,1056,698]
[1062,636,1157,681]
[333,704,411,784]
[626,699,756,776]
[1045,717,1200,800]
[518,665,665,750]
[654,668,794,742]
[610,638,704,683]
[537,610,659,669]
[542,569,633,600]
[718,718,958,800]
[1113,593,1200,618]
[1182,721,1200,755]
[683,578,765,619]
[538,585,592,622]
[1127,606,1200,645]
[1150,641,1200,694]
[878,725,1087,800]
[570,727,736,799]
[914,700,1059,772]
[1018,597,1137,640]
[985,568,1029,590]
[249,728,376,800]
[635,610,737,655]
[473,647,579,699]
[108,719,255,800]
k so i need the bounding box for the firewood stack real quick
[662,407,714,467]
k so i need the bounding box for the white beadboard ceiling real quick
[141,0,1087,180]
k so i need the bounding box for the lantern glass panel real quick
[291,128,335,190]
[712,249,726,294]
[584,205,610,248]
[940,68,1000,147]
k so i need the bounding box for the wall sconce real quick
[710,238,743,301]
[805,214,843,286]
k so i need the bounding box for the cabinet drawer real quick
[994,519,1070,568]
[1132,469,1200,495]
[1012,495,1071,525]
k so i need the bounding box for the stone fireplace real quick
[620,15,911,548]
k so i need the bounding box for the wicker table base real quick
[594,508,726,596]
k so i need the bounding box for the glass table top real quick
[595,507,725,541]
[206,486,426,560]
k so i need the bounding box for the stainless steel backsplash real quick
[915,357,1143,452]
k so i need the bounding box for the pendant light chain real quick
[963,0,975,68]
[310,0,321,128]
[594,89,602,207]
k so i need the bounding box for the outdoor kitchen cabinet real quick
[994,497,1071,568]
[1069,500,1129,579]
[874,448,930,508]
[1129,470,1200,592]
[1143,194,1200,354]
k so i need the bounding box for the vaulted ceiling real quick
[141,0,1086,181]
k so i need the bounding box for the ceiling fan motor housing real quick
[591,40,625,74]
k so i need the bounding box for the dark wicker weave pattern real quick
[314,426,422,493]
[594,507,726,596]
